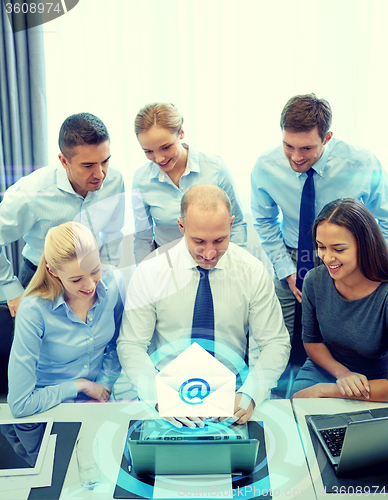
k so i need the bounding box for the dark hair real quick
[313,198,388,282]
[58,113,110,160]
[280,93,332,141]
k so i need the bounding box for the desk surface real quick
[292,398,388,499]
[0,399,313,499]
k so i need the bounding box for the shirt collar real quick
[56,164,78,195]
[296,141,331,178]
[186,146,201,173]
[51,278,108,311]
[147,144,198,182]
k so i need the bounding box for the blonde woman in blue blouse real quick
[132,102,247,263]
[8,222,123,417]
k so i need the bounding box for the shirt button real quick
[84,365,87,369]
[89,337,93,342]
[88,317,93,322]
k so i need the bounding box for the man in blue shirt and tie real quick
[0,112,125,317]
[251,93,388,338]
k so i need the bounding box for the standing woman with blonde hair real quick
[132,103,247,263]
[8,222,123,417]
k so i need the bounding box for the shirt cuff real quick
[61,380,78,401]
[0,278,25,302]
[273,259,296,281]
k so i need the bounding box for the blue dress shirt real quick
[251,138,388,280]
[132,145,247,263]
[0,164,125,301]
[7,271,124,417]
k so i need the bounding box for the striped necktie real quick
[191,266,214,346]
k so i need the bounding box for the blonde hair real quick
[134,103,183,136]
[24,222,99,301]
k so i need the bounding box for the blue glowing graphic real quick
[179,378,211,404]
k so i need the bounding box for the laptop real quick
[127,419,260,475]
[308,407,388,476]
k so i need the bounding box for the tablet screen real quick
[0,420,53,476]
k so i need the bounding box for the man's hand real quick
[155,403,205,428]
[7,295,22,317]
[156,393,255,428]
[232,393,255,424]
[286,273,302,303]
[336,372,370,399]
[219,393,255,424]
[74,379,111,401]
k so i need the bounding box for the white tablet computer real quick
[0,419,53,476]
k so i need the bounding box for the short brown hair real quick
[58,113,110,160]
[280,93,332,141]
[134,103,183,136]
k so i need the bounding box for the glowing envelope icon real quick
[156,343,236,417]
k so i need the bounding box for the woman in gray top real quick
[292,198,388,402]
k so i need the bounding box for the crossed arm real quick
[292,342,388,402]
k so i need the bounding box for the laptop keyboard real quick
[319,427,346,457]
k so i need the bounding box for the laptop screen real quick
[140,419,249,441]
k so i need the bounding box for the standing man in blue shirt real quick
[0,112,125,317]
[251,94,388,338]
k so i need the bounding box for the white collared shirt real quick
[117,238,290,407]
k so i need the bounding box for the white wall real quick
[44,0,388,218]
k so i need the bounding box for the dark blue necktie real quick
[296,169,315,291]
[192,266,214,347]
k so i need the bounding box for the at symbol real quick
[179,378,211,404]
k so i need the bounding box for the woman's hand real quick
[336,372,370,399]
[291,384,328,399]
[75,379,111,401]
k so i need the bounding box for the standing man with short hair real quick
[118,184,290,426]
[0,112,125,316]
[251,94,388,338]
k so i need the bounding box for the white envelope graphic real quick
[156,342,236,417]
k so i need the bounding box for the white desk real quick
[292,398,388,499]
[0,399,313,499]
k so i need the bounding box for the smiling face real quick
[177,203,234,269]
[282,126,332,173]
[49,252,102,304]
[316,221,363,285]
[137,126,187,175]
[59,140,111,198]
